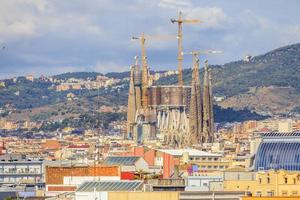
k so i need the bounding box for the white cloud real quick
[158,0,192,9]
[1,0,300,78]
[93,61,129,73]
[186,7,229,29]
[0,0,103,43]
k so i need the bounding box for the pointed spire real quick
[195,57,203,142]
[203,60,210,142]
[188,52,203,146]
[189,53,199,145]
[202,60,214,143]
[132,56,142,111]
[140,33,149,109]
[208,68,214,142]
[126,65,137,139]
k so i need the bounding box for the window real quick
[294,178,296,184]
[292,191,298,196]
[214,157,218,161]
[214,166,218,169]
[202,158,206,161]
[282,191,288,196]
[208,157,212,161]
[284,177,288,184]
[259,178,262,184]
[267,177,270,183]
[256,191,262,197]
[208,165,212,169]
[267,191,274,197]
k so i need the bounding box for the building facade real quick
[0,155,43,185]
[126,55,215,147]
[254,132,300,171]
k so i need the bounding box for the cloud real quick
[0,1,41,42]
[0,0,104,43]
[93,61,129,73]
[158,0,192,9]
[186,7,229,29]
[1,0,300,78]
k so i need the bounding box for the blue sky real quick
[0,0,300,78]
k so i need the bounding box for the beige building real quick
[223,169,300,197]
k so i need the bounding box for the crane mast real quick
[132,33,149,109]
[171,11,200,86]
[177,12,183,86]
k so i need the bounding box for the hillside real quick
[2,42,300,129]
[158,43,300,115]
[0,73,265,130]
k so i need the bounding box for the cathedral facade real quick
[126,56,214,147]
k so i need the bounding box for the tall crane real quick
[171,11,200,86]
[182,50,222,58]
[132,33,149,109]
[132,33,176,109]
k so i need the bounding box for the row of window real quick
[0,168,41,174]
[199,165,229,170]
[258,177,297,184]
[0,176,42,183]
[189,157,220,161]
[256,190,299,197]
[282,190,299,196]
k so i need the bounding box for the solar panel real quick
[104,156,140,166]
[261,132,300,138]
[76,181,143,192]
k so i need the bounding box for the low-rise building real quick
[0,154,43,185]
[75,181,143,200]
[103,156,149,172]
[223,169,300,197]
[185,175,223,191]
[45,163,120,196]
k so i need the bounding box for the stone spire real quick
[195,58,203,140]
[133,56,142,111]
[203,60,210,142]
[140,33,149,109]
[208,68,214,142]
[189,53,203,145]
[126,65,136,139]
[203,60,214,143]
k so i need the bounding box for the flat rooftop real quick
[157,149,222,157]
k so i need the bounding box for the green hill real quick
[3,42,300,128]
[157,43,300,115]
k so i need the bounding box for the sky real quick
[0,0,300,79]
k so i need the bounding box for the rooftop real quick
[76,181,143,192]
[103,156,141,166]
[157,149,222,157]
[260,132,300,142]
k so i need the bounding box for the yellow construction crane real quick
[171,11,200,86]
[182,50,222,60]
[132,33,176,109]
[132,33,149,109]
[182,50,222,78]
